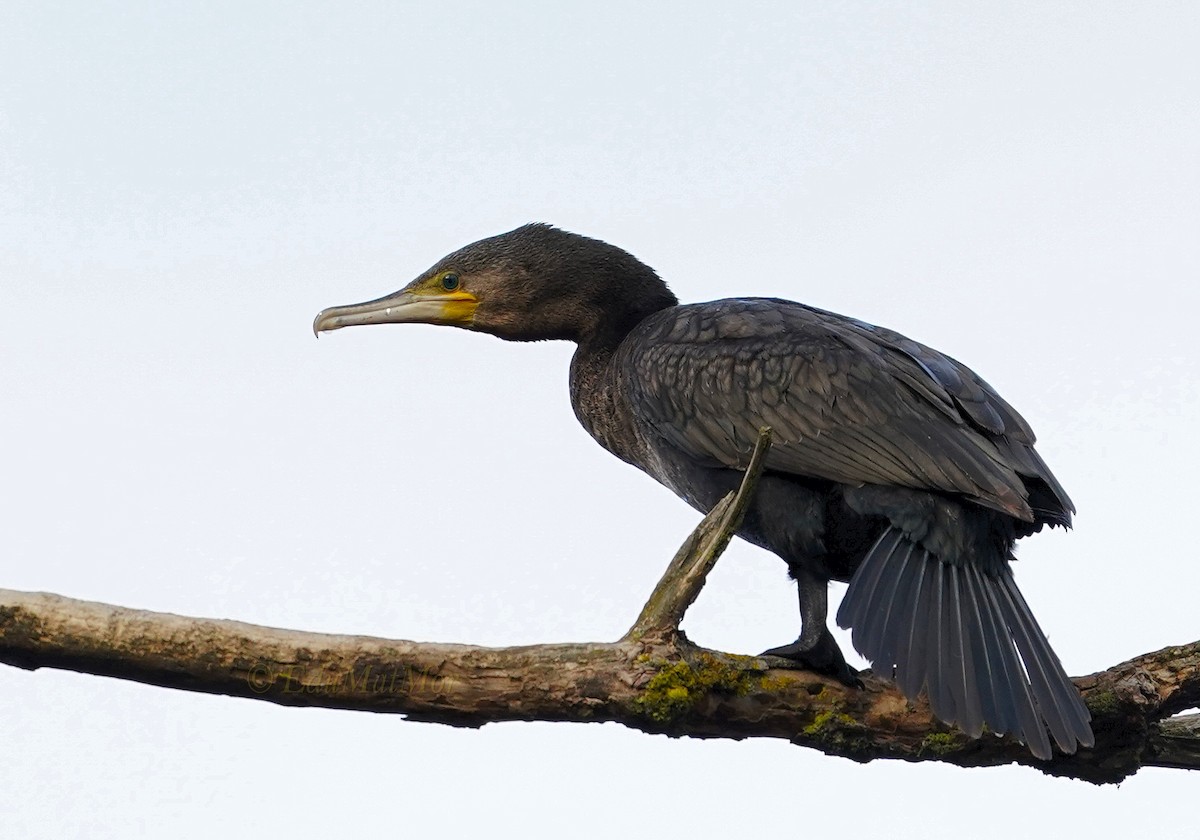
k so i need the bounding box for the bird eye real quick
[441,273,460,291]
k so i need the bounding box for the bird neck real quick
[568,339,646,469]
[562,255,678,348]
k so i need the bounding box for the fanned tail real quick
[836,527,1093,759]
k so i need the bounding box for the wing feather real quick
[618,299,1064,520]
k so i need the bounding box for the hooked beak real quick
[313,288,478,336]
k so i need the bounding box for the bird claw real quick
[760,636,863,688]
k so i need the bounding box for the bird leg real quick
[761,570,861,686]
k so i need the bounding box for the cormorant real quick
[314,223,1093,758]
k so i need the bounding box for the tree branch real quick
[627,426,773,641]
[2,426,1196,784]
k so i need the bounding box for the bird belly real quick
[644,441,879,583]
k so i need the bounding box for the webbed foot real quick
[761,632,863,688]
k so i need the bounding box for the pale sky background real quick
[2,2,1198,837]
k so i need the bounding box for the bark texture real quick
[2,431,1196,784]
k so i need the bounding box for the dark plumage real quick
[314,223,1093,758]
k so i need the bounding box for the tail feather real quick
[836,527,1091,758]
[854,535,915,671]
[961,564,1016,736]
[877,540,923,672]
[896,553,933,700]
[995,573,1096,751]
[839,529,903,632]
[960,565,1007,734]
[946,565,985,737]
[887,551,925,693]
[969,563,1049,757]
[924,562,953,723]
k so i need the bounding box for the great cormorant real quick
[313,223,1093,758]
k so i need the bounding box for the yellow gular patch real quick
[436,291,478,325]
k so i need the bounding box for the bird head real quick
[314,224,677,345]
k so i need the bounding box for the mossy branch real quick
[2,427,1198,784]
